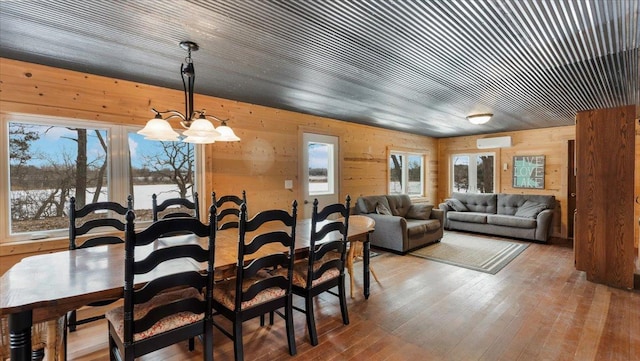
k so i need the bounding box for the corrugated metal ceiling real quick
[0,0,638,137]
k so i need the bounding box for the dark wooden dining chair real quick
[289,196,351,346]
[211,190,246,230]
[212,201,298,361]
[152,192,200,221]
[105,209,215,361]
[66,196,132,359]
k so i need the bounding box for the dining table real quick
[0,217,374,361]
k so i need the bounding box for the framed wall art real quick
[512,155,545,189]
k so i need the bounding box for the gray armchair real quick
[354,194,443,254]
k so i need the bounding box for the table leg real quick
[363,234,371,299]
[9,310,32,361]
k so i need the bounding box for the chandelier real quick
[138,41,240,144]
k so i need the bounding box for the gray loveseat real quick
[355,194,444,254]
[438,192,555,242]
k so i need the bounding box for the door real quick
[567,139,576,239]
[301,133,339,218]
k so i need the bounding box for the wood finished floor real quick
[67,234,640,361]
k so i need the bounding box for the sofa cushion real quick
[447,211,487,224]
[406,204,433,220]
[406,219,441,237]
[356,195,391,214]
[497,194,555,215]
[375,202,392,215]
[514,200,548,218]
[445,198,468,212]
[487,214,537,229]
[451,192,497,213]
[386,194,412,217]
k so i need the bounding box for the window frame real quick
[1,113,204,243]
[450,152,496,194]
[387,148,426,197]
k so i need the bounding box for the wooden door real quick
[574,105,635,289]
[567,140,576,239]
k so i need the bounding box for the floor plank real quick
[65,234,640,361]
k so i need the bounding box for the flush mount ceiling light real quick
[466,113,493,125]
[138,41,240,144]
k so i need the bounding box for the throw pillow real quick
[514,200,548,218]
[406,204,433,220]
[445,198,468,212]
[375,202,392,216]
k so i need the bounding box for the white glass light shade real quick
[182,118,221,138]
[137,117,180,140]
[215,124,241,142]
[466,113,493,125]
[183,135,215,144]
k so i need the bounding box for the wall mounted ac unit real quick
[476,136,512,149]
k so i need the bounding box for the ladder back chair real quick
[105,209,215,361]
[211,190,246,230]
[152,192,200,221]
[66,196,132,359]
[289,196,351,346]
[212,201,298,361]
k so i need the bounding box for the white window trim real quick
[388,149,426,197]
[450,152,496,194]
[1,113,203,243]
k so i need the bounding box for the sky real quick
[9,122,175,169]
[308,142,329,169]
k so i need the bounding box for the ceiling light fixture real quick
[138,41,240,144]
[466,113,493,125]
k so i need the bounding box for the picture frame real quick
[512,155,545,189]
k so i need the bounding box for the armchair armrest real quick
[438,203,450,228]
[430,208,444,224]
[359,213,408,251]
[534,209,554,242]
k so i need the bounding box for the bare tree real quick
[141,141,194,198]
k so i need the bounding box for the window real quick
[2,114,199,241]
[451,153,495,193]
[307,141,335,196]
[128,132,196,221]
[389,151,425,196]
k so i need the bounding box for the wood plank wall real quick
[437,126,576,239]
[0,58,437,273]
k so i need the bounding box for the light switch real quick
[284,180,293,189]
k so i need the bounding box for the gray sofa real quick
[438,192,555,242]
[355,194,444,254]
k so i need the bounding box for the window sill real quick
[0,237,69,257]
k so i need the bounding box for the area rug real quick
[410,232,529,274]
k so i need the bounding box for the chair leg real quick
[338,278,350,325]
[188,337,194,351]
[233,318,244,361]
[285,297,297,355]
[63,314,68,361]
[67,311,77,332]
[204,321,213,361]
[305,296,318,346]
[108,327,119,361]
[346,246,356,298]
[370,265,381,284]
[31,347,44,361]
